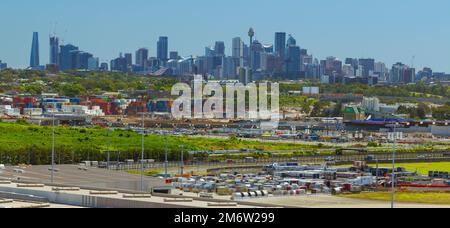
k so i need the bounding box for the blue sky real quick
[1,0,450,72]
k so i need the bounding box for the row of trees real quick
[0,69,177,96]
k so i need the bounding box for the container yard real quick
[166,161,450,202]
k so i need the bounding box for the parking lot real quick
[0,165,167,192]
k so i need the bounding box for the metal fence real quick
[105,151,448,172]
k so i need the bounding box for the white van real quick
[0,164,5,170]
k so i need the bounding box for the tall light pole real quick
[179,145,185,176]
[164,134,168,178]
[391,123,398,209]
[140,112,145,192]
[51,112,55,183]
[106,126,110,169]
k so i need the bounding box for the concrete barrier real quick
[0,199,14,204]
[207,202,238,207]
[89,191,118,195]
[164,198,193,202]
[17,184,45,188]
[52,187,81,192]
[123,194,152,199]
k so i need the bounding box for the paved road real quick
[245,195,450,208]
[0,165,167,192]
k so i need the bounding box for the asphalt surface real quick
[246,195,450,208]
[0,165,167,192]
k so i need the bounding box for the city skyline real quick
[1,0,450,72]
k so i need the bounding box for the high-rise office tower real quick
[286,34,297,47]
[124,53,132,68]
[275,32,286,72]
[59,44,79,71]
[358,58,375,77]
[390,62,415,83]
[135,48,149,67]
[214,41,225,56]
[0,60,7,71]
[170,51,180,60]
[285,35,300,79]
[250,40,264,71]
[157,36,169,63]
[232,37,244,67]
[49,36,59,65]
[30,32,40,68]
[232,37,243,58]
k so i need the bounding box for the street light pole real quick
[164,135,168,178]
[375,158,379,192]
[141,112,145,192]
[51,112,55,183]
[107,127,110,169]
[180,145,185,176]
[391,123,397,209]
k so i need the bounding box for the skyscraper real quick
[359,58,375,77]
[170,51,180,60]
[232,37,244,67]
[124,53,132,68]
[285,35,301,79]
[157,36,169,63]
[135,48,149,67]
[214,41,225,57]
[250,40,264,71]
[0,60,7,71]
[49,36,59,65]
[30,32,40,68]
[59,44,79,71]
[390,63,415,83]
[275,32,286,72]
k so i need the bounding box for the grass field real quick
[368,162,450,175]
[342,192,450,205]
[0,122,320,165]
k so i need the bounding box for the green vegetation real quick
[342,192,450,205]
[432,104,450,120]
[335,162,450,175]
[0,69,177,95]
[0,122,319,165]
[279,81,450,100]
[319,82,450,99]
[370,162,450,175]
[397,103,431,119]
[127,169,161,177]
